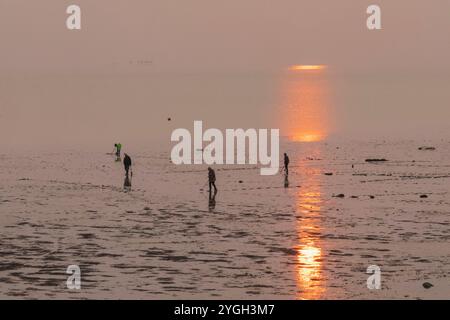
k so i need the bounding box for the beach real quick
[1,139,449,299]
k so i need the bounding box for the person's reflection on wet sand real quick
[284,174,289,188]
[208,189,217,211]
[123,175,132,192]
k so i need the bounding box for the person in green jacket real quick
[114,143,122,160]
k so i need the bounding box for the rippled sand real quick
[0,140,449,299]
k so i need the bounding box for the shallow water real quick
[0,140,449,299]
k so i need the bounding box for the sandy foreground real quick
[0,140,449,299]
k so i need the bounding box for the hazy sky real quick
[1,1,450,149]
[1,0,450,74]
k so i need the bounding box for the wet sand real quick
[0,140,449,299]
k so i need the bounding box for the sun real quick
[289,65,327,71]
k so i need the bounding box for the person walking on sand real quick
[123,153,132,177]
[284,153,290,175]
[208,167,217,194]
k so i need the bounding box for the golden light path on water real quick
[278,65,331,299]
[295,166,326,299]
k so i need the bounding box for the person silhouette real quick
[208,167,217,194]
[123,153,132,177]
[284,153,290,175]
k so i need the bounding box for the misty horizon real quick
[1,0,450,149]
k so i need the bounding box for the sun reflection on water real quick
[277,66,331,299]
[295,165,326,299]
